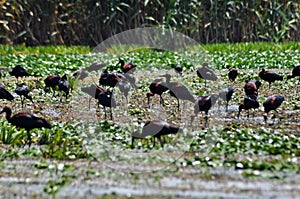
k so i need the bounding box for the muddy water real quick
[1,158,300,198]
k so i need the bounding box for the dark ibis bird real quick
[73,70,88,80]
[263,95,284,122]
[131,120,182,148]
[14,83,34,107]
[9,65,30,79]
[97,87,117,120]
[99,69,122,88]
[118,58,136,74]
[58,74,70,101]
[81,85,107,109]
[0,86,14,102]
[228,68,238,81]
[287,65,300,80]
[218,86,234,112]
[237,96,260,119]
[197,62,218,87]
[160,74,195,110]
[191,94,219,128]
[147,78,169,108]
[173,64,183,76]
[244,80,262,97]
[0,107,52,147]
[107,71,135,102]
[259,69,283,89]
[44,74,61,96]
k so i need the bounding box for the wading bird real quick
[259,69,283,89]
[191,94,219,128]
[99,69,122,89]
[44,74,61,96]
[244,80,262,97]
[197,62,218,87]
[81,84,103,109]
[146,78,169,108]
[14,83,34,107]
[263,95,284,122]
[97,87,117,120]
[287,65,300,81]
[58,74,70,101]
[160,74,195,110]
[9,65,30,79]
[131,120,182,148]
[118,58,136,74]
[237,96,259,119]
[0,86,14,102]
[218,86,234,112]
[228,68,238,81]
[0,107,52,147]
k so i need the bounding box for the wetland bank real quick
[0,43,299,198]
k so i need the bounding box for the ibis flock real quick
[0,61,299,148]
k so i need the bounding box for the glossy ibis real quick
[259,69,283,89]
[44,74,61,96]
[147,78,169,108]
[287,65,300,80]
[58,74,70,101]
[99,69,122,89]
[0,107,52,147]
[0,86,14,101]
[228,68,238,81]
[118,58,136,74]
[81,85,106,109]
[161,74,195,110]
[9,65,29,79]
[191,94,219,128]
[218,86,234,112]
[263,95,284,122]
[237,96,260,119]
[172,64,183,76]
[14,83,34,107]
[197,62,218,87]
[108,71,135,102]
[97,87,117,120]
[244,80,262,96]
[131,120,182,148]
[73,70,88,80]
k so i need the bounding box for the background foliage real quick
[0,0,299,46]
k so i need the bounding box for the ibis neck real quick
[4,110,12,122]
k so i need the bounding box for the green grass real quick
[0,45,91,54]
[1,42,300,55]
[1,43,299,78]
[202,42,300,53]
